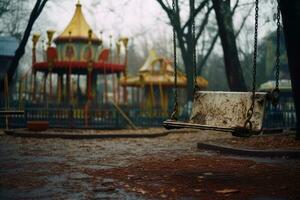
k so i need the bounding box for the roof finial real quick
[76,0,81,6]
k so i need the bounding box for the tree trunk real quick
[279,0,300,139]
[181,50,194,102]
[212,0,247,91]
[177,31,195,102]
[0,0,48,99]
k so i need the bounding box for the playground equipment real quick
[30,2,128,106]
[164,0,281,137]
[120,50,208,116]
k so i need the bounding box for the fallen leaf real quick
[137,188,147,194]
[215,189,239,194]
[194,189,203,192]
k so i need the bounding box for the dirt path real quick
[86,155,300,200]
[0,129,299,199]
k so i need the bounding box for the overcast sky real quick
[33,0,168,46]
[33,0,277,38]
[24,0,279,66]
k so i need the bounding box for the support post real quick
[137,87,140,106]
[87,69,93,100]
[29,34,39,104]
[112,74,116,103]
[77,75,80,105]
[279,0,300,139]
[66,70,70,103]
[57,73,62,103]
[43,72,48,103]
[49,68,52,102]
[32,71,37,102]
[120,37,129,104]
[117,73,120,104]
[91,73,97,103]
[104,71,108,103]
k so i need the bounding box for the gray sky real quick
[22,0,279,70]
[34,0,168,47]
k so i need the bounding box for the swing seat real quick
[164,91,267,134]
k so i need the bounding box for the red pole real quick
[49,69,52,101]
[32,71,37,101]
[87,70,92,100]
[43,72,48,102]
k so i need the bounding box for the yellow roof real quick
[119,73,187,88]
[119,74,208,89]
[56,2,99,41]
[139,50,157,73]
[120,50,208,88]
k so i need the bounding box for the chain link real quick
[244,0,259,130]
[170,0,178,120]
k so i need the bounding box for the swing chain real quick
[270,2,281,107]
[244,0,259,130]
[171,0,179,120]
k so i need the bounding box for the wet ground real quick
[0,129,300,200]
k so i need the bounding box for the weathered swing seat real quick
[164,91,267,134]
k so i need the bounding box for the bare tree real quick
[0,0,48,94]
[156,0,214,100]
[0,0,28,40]
[212,0,247,91]
[0,0,10,17]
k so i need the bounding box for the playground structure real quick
[0,1,296,131]
[119,50,208,116]
[163,0,296,135]
[1,1,204,129]
[26,2,127,107]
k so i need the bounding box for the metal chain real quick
[244,0,259,130]
[271,1,281,107]
[192,0,198,94]
[170,0,178,120]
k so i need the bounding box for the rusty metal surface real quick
[190,91,267,131]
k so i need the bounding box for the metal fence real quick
[0,103,174,129]
[0,91,296,130]
[263,91,296,129]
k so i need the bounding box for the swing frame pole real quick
[279,0,300,139]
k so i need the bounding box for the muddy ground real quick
[0,129,299,200]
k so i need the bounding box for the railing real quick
[263,91,296,129]
[0,92,296,130]
[0,103,176,129]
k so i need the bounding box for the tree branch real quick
[197,32,218,74]
[4,0,48,88]
[156,0,172,15]
[183,0,209,30]
[195,5,214,41]
[235,3,255,37]
[231,0,240,15]
[36,0,48,17]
